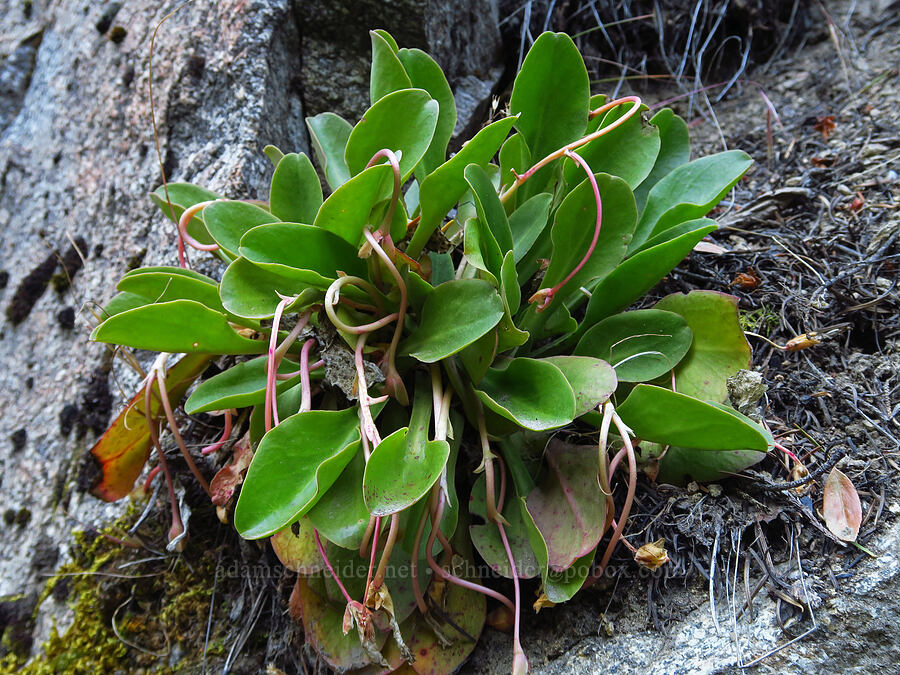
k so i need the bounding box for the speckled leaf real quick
[401,279,504,363]
[654,290,751,402]
[269,152,323,224]
[475,358,575,431]
[525,439,605,571]
[88,354,210,501]
[345,88,439,182]
[271,517,323,574]
[574,309,692,383]
[91,300,264,354]
[824,467,861,542]
[617,385,771,451]
[235,408,362,539]
[202,200,280,258]
[539,356,617,416]
[306,112,353,189]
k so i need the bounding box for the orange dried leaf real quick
[823,467,861,542]
[209,434,253,506]
[813,115,836,140]
[784,333,821,351]
[634,538,669,570]
[730,270,761,289]
[88,353,210,502]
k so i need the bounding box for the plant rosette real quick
[89,28,775,674]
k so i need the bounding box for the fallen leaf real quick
[209,433,253,506]
[813,115,836,140]
[823,467,861,542]
[784,333,821,351]
[634,538,669,570]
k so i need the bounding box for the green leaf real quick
[364,429,450,517]
[235,408,362,539]
[630,150,753,252]
[459,328,497,385]
[499,132,531,195]
[401,279,504,363]
[541,173,637,304]
[91,300,264,354]
[463,216,501,283]
[563,100,660,189]
[263,144,284,166]
[617,384,771,451]
[102,291,148,318]
[654,290,751,402]
[220,257,321,319]
[406,116,517,260]
[469,474,540,579]
[307,451,370,549]
[510,31,589,166]
[269,152,323,225]
[184,356,301,414]
[464,164,513,254]
[313,164,394,245]
[500,250,521,315]
[203,200,280,257]
[117,267,224,313]
[574,309,693,383]
[657,446,768,484]
[397,47,456,174]
[428,251,454,286]
[540,355,617,416]
[239,222,367,287]
[344,88,439,182]
[576,219,716,333]
[633,108,690,213]
[306,112,353,190]
[476,357,575,431]
[509,192,552,263]
[369,29,411,104]
[149,182,221,245]
[525,439,605,570]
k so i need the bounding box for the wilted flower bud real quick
[634,538,668,570]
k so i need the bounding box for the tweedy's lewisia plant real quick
[89,30,772,673]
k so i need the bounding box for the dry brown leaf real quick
[634,538,669,570]
[823,467,862,542]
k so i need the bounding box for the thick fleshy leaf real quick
[184,356,301,414]
[234,408,362,539]
[459,329,498,385]
[499,132,531,193]
[88,354,210,501]
[656,445,767,484]
[202,200,279,257]
[149,182,221,245]
[654,290,751,402]
[463,216,501,283]
[525,439,605,570]
[465,164,513,254]
[369,29,411,104]
[405,116,518,259]
[364,429,450,517]
[540,356,617,416]
[306,112,353,189]
[823,467,861,542]
[219,257,321,320]
[344,88,439,182]
[574,309,692,383]
[509,192,552,263]
[401,279,504,363]
[313,164,394,245]
[630,150,753,252]
[271,517,323,573]
[617,384,771,451]
[263,144,284,166]
[500,250,521,315]
[239,222,367,285]
[117,267,224,313]
[397,47,456,174]
[563,100,660,189]
[633,108,690,213]
[291,577,378,672]
[540,172,637,304]
[475,358,575,431]
[576,219,716,333]
[307,451,369,549]
[469,475,539,579]
[102,291,147,317]
[91,300,264,354]
[269,152,323,224]
[510,31,589,167]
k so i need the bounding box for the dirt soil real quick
[7,1,899,674]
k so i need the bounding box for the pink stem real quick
[497,520,528,675]
[314,529,353,604]
[176,200,219,268]
[200,409,232,455]
[529,148,602,312]
[364,149,401,238]
[145,379,183,541]
[299,338,317,413]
